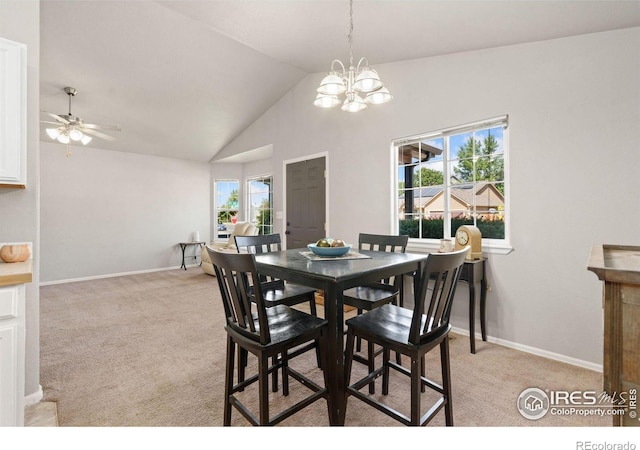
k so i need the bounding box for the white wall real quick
[0,0,40,400]
[40,143,211,282]
[215,28,640,366]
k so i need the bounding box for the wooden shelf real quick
[0,260,32,286]
[588,244,640,284]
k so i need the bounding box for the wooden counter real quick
[588,244,640,427]
[0,259,32,287]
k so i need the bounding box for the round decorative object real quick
[307,243,352,257]
[456,229,469,246]
[0,244,30,263]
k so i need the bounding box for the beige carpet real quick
[40,268,612,427]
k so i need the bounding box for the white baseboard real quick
[40,265,197,286]
[24,385,43,406]
[450,326,603,373]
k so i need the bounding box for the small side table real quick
[459,258,488,354]
[179,241,205,270]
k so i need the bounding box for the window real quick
[394,116,508,249]
[246,176,273,235]
[214,179,239,240]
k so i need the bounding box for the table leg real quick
[323,283,346,426]
[469,281,476,354]
[180,244,187,270]
[480,276,487,342]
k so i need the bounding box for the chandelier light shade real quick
[317,70,347,96]
[364,86,393,105]
[314,0,392,112]
[313,93,341,108]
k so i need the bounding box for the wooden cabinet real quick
[0,258,30,426]
[0,283,26,426]
[0,38,27,188]
[588,245,640,427]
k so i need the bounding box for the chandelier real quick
[314,0,392,112]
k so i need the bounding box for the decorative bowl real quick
[307,243,352,257]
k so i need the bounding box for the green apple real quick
[316,239,330,247]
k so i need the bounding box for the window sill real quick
[406,240,514,256]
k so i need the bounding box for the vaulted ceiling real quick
[39,0,640,162]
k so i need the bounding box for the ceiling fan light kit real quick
[42,86,120,146]
[314,0,392,112]
[45,124,92,145]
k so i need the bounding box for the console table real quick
[178,241,205,270]
[460,258,487,354]
[406,257,487,354]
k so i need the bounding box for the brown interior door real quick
[285,157,326,249]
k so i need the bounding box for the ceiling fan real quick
[41,87,120,145]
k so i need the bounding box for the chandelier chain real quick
[348,0,354,67]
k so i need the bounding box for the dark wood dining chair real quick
[206,247,329,426]
[343,233,408,393]
[235,233,317,315]
[344,247,469,426]
[234,233,321,393]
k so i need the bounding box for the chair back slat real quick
[207,246,271,345]
[357,233,409,286]
[358,233,408,254]
[409,247,469,345]
[235,234,283,283]
[423,271,444,320]
[215,264,249,329]
[235,233,282,253]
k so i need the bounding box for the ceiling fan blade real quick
[82,128,117,141]
[41,111,69,124]
[41,120,64,125]
[82,123,121,132]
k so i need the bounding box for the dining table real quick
[254,247,428,426]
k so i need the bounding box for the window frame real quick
[391,115,512,255]
[246,175,274,235]
[213,179,240,241]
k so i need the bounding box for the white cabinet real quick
[0,38,27,188]
[0,283,26,426]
